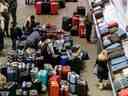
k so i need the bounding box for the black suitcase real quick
[77,79,88,96]
[42,2,50,14]
[77,6,86,16]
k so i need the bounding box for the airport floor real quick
[0,0,113,96]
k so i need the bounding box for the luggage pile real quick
[34,0,66,15]
[0,20,89,95]
[62,6,86,38]
[91,0,128,95]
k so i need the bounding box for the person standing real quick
[85,15,92,43]
[96,50,109,90]
[8,0,17,26]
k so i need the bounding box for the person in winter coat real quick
[24,15,37,33]
[96,50,109,90]
[85,15,93,43]
[0,1,10,37]
[10,23,22,50]
[7,0,17,26]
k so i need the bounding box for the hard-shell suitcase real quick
[62,65,71,80]
[48,81,59,96]
[60,54,69,65]
[49,74,61,83]
[42,2,50,14]
[118,88,128,96]
[50,2,58,15]
[60,82,69,96]
[37,70,48,86]
[78,22,85,38]
[67,72,79,93]
[35,1,42,15]
[7,67,18,81]
[77,6,86,16]
[77,79,88,96]
[72,16,80,26]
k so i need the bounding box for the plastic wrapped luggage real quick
[48,81,59,96]
[67,72,79,93]
[109,50,124,59]
[36,70,48,86]
[109,34,120,43]
[30,67,39,81]
[77,6,86,16]
[50,2,58,15]
[77,79,88,96]
[62,65,71,79]
[35,1,42,15]
[42,2,50,14]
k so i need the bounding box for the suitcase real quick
[35,1,42,15]
[109,34,120,43]
[50,2,58,15]
[94,9,103,19]
[78,22,85,38]
[42,2,50,14]
[7,67,18,81]
[62,16,72,31]
[37,70,48,86]
[67,72,79,93]
[105,43,121,51]
[60,82,69,96]
[77,6,86,16]
[118,88,128,96]
[60,54,69,65]
[58,0,65,8]
[112,61,128,72]
[115,28,127,40]
[109,27,118,33]
[107,21,118,29]
[48,81,59,96]
[72,16,80,26]
[55,65,63,77]
[30,67,39,81]
[62,65,71,80]
[77,79,88,96]
[49,74,61,83]
[109,50,124,59]
[102,36,112,48]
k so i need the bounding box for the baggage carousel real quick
[89,0,128,96]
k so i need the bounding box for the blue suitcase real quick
[36,70,48,86]
[112,61,128,72]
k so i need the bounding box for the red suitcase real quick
[118,88,128,96]
[35,1,42,15]
[78,22,85,38]
[49,74,61,83]
[48,81,60,96]
[50,2,58,15]
[72,15,80,26]
[62,65,71,79]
